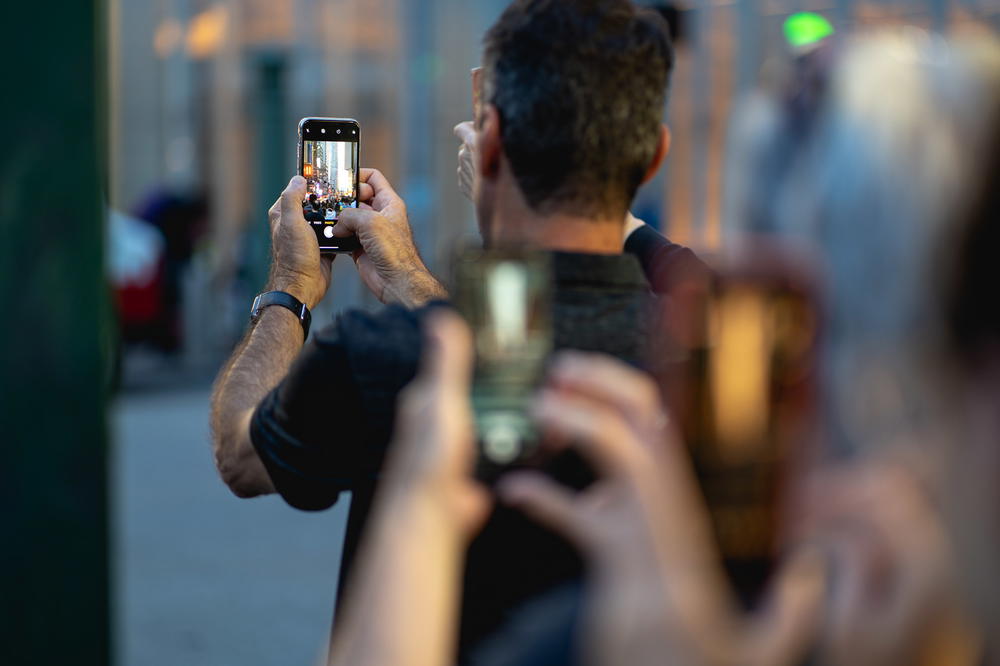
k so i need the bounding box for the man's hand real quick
[267,175,333,309]
[454,121,477,202]
[335,168,447,308]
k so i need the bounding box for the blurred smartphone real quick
[297,117,362,254]
[453,247,552,474]
[657,244,819,607]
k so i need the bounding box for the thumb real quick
[280,175,307,222]
[331,207,375,237]
[454,121,477,147]
[420,310,474,394]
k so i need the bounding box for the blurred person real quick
[211,0,691,658]
[132,191,208,353]
[935,111,1000,658]
[724,29,1000,665]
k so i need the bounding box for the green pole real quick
[0,0,110,663]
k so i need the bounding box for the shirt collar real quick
[551,251,647,290]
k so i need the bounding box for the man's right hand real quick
[335,168,447,308]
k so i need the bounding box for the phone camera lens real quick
[337,129,342,134]
[352,130,356,135]
[321,128,326,134]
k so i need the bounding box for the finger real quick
[332,208,375,237]
[358,182,374,202]
[280,175,308,222]
[547,352,664,435]
[358,167,398,198]
[421,310,474,394]
[497,471,588,546]
[454,121,476,146]
[533,391,640,475]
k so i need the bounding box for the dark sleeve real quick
[624,224,711,295]
[249,303,439,511]
[249,332,366,511]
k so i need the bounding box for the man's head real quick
[476,0,673,245]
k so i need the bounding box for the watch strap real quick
[250,291,311,338]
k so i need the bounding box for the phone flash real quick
[321,128,326,134]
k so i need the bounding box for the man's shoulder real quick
[314,300,450,342]
[310,301,452,375]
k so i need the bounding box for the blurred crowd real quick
[208,1,1000,665]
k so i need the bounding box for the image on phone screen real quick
[299,118,360,251]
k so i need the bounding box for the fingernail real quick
[290,175,305,187]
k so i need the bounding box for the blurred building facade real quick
[108,0,1000,368]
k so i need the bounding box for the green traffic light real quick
[784,12,835,48]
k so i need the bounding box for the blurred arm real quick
[328,312,489,666]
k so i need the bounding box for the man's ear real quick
[479,105,503,181]
[641,124,671,185]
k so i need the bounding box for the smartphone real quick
[453,247,552,474]
[656,244,819,608]
[297,117,362,253]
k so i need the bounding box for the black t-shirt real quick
[250,236,700,656]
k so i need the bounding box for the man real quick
[212,0,680,657]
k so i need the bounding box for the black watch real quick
[250,291,311,339]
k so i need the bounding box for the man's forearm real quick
[210,304,306,496]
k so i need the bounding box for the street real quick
[112,387,349,665]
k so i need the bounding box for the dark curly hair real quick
[483,0,674,219]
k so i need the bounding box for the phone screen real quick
[298,117,361,253]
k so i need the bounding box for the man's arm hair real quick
[210,307,306,497]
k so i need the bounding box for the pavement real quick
[112,387,349,665]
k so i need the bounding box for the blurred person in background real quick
[725,28,1000,665]
[123,191,208,353]
[211,0,700,660]
[941,112,1000,659]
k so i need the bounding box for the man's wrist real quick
[396,268,448,308]
[267,272,321,309]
